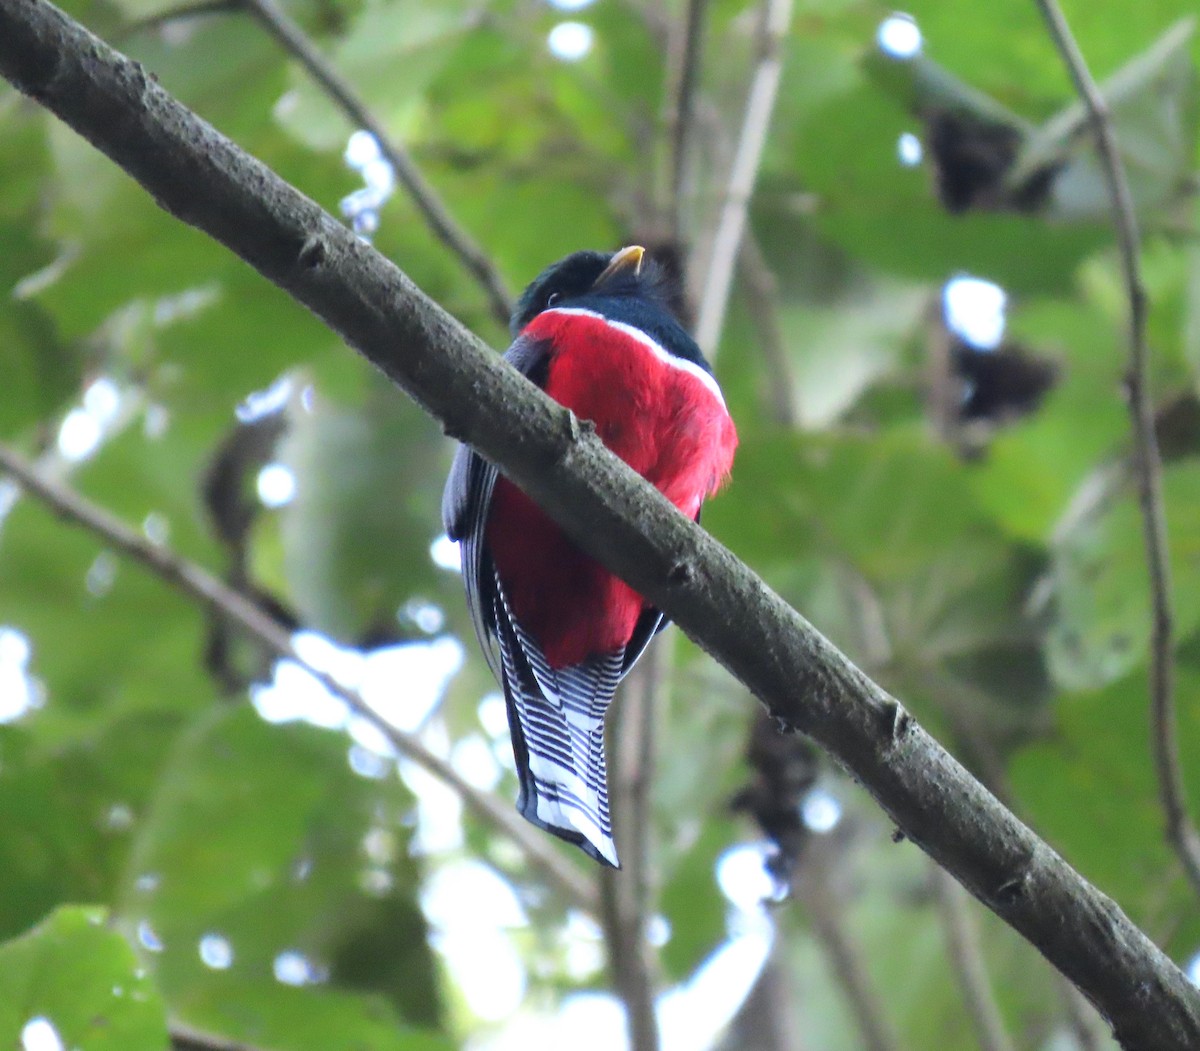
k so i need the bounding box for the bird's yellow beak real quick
[594,245,645,286]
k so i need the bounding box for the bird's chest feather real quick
[540,310,734,506]
[486,309,736,667]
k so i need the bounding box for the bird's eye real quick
[546,292,561,308]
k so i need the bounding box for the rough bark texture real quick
[2,1,1199,1047]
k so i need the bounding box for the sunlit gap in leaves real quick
[85,551,118,598]
[897,130,923,167]
[876,12,922,60]
[431,533,462,573]
[473,845,782,1047]
[474,691,518,783]
[57,375,122,463]
[1187,949,1200,987]
[451,733,503,790]
[0,626,43,723]
[424,859,529,1022]
[137,918,164,953]
[546,0,596,61]
[340,131,396,241]
[236,377,301,509]
[943,275,1007,349]
[20,1017,64,1051]
[256,462,297,508]
[199,932,234,970]
[250,630,466,850]
[510,909,773,1050]
[548,21,594,62]
[274,949,328,987]
[405,597,445,634]
[142,511,169,547]
[802,785,843,833]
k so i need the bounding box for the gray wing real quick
[441,336,551,680]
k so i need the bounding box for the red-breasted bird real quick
[442,246,737,865]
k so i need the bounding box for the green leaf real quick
[0,714,184,943]
[0,101,52,219]
[0,905,168,1051]
[1043,459,1200,690]
[1011,19,1198,221]
[0,493,212,732]
[0,220,78,438]
[120,706,442,1035]
[707,429,990,581]
[275,0,474,151]
[774,281,928,428]
[792,73,1106,292]
[277,374,453,640]
[1011,662,1200,927]
[174,976,453,1051]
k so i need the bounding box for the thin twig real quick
[629,643,663,941]
[241,0,513,328]
[693,0,792,356]
[1032,0,1200,898]
[930,864,1016,1051]
[666,0,708,245]
[170,1023,266,1051]
[795,838,903,1051]
[1058,975,1108,1051]
[598,645,666,1051]
[717,946,806,1051]
[738,233,795,426]
[120,0,240,38]
[0,442,595,911]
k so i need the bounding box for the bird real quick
[442,246,737,866]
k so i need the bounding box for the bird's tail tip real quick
[516,782,620,867]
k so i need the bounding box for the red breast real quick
[486,309,737,668]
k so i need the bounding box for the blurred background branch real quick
[1034,0,1200,899]
[0,442,597,911]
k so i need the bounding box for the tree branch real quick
[1059,975,1110,1051]
[241,0,513,328]
[738,233,796,427]
[930,863,1015,1051]
[121,0,240,37]
[170,1023,265,1051]
[0,442,596,911]
[599,647,665,1051]
[3,3,1200,1044]
[693,0,791,355]
[666,0,707,246]
[716,946,806,1051]
[1032,0,1200,899]
[795,839,903,1051]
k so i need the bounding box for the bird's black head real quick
[510,246,671,337]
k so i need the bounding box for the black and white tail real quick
[493,573,622,866]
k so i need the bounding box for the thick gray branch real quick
[2,2,1199,1046]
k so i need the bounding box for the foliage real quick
[1,0,1199,1048]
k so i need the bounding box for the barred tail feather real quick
[494,576,622,867]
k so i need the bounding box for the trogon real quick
[442,246,737,866]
